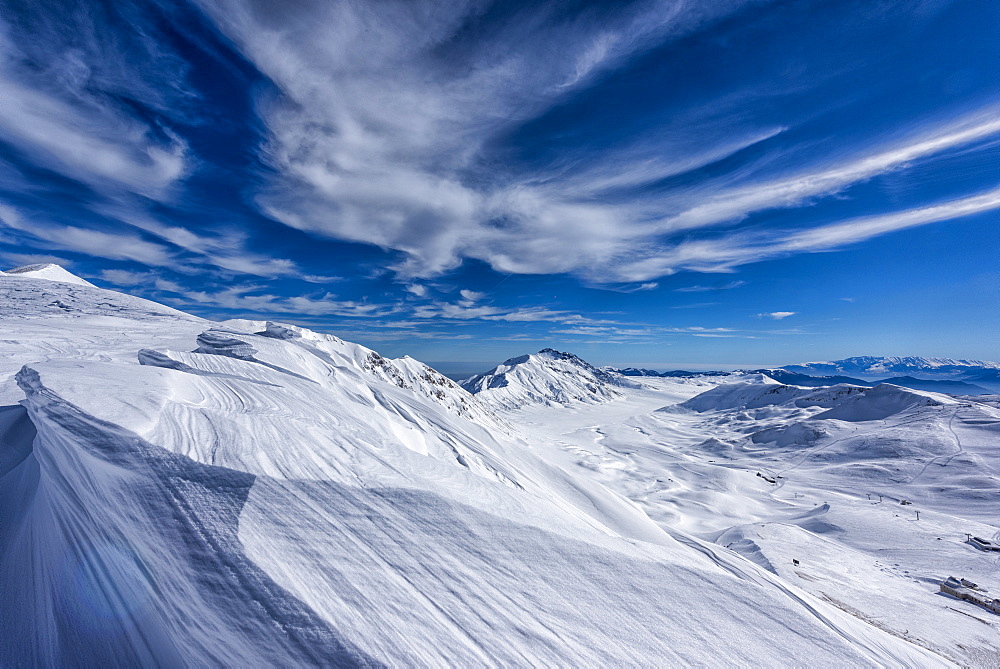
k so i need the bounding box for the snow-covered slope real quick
[462,348,642,410]
[0,271,203,406]
[220,319,505,429]
[784,355,1000,379]
[1,275,950,666]
[4,263,95,287]
[670,379,997,523]
[510,375,1000,665]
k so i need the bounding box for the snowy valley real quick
[2,266,999,666]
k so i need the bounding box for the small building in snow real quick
[940,576,1000,615]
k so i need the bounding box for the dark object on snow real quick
[792,559,800,566]
[969,536,1000,551]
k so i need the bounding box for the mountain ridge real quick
[461,348,641,410]
[783,355,1000,378]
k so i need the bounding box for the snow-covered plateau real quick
[1,265,998,666]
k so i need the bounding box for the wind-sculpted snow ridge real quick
[462,348,643,411]
[0,273,204,406]
[220,319,507,429]
[0,275,953,666]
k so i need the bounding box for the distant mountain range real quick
[782,356,1000,379]
[616,368,732,378]
[611,356,1000,395]
[757,369,992,396]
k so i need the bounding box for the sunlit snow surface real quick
[0,271,988,666]
[512,377,1000,666]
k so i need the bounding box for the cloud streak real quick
[181,285,399,318]
[617,185,1000,279]
[195,0,778,281]
[199,0,1000,283]
[0,16,189,200]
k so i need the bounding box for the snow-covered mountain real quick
[671,377,1000,522]
[3,269,953,666]
[461,348,642,410]
[784,355,1000,379]
[742,368,991,395]
[613,367,733,378]
[4,262,96,287]
[613,365,995,395]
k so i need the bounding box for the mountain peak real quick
[462,348,639,410]
[5,263,95,287]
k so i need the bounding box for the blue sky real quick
[0,0,998,373]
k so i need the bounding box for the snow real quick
[508,375,1000,666]
[4,263,96,287]
[461,348,642,410]
[785,356,1000,379]
[0,274,989,665]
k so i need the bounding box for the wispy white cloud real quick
[190,0,1000,285]
[675,280,746,292]
[775,186,1000,252]
[413,301,581,323]
[98,206,311,279]
[98,268,186,295]
[0,21,188,200]
[330,328,476,342]
[1,252,72,268]
[100,269,150,286]
[4,0,997,300]
[409,294,642,324]
[615,185,1000,279]
[301,274,342,284]
[181,284,399,318]
[459,289,486,302]
[6,196,322,281]
[653,111,1000,234]
[194,0,766,281]
[0,203,176,267]
[596,282,659,294]
[756,311,796,320]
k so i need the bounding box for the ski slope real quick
[0,269,975,666]
[509,375,1000,666]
